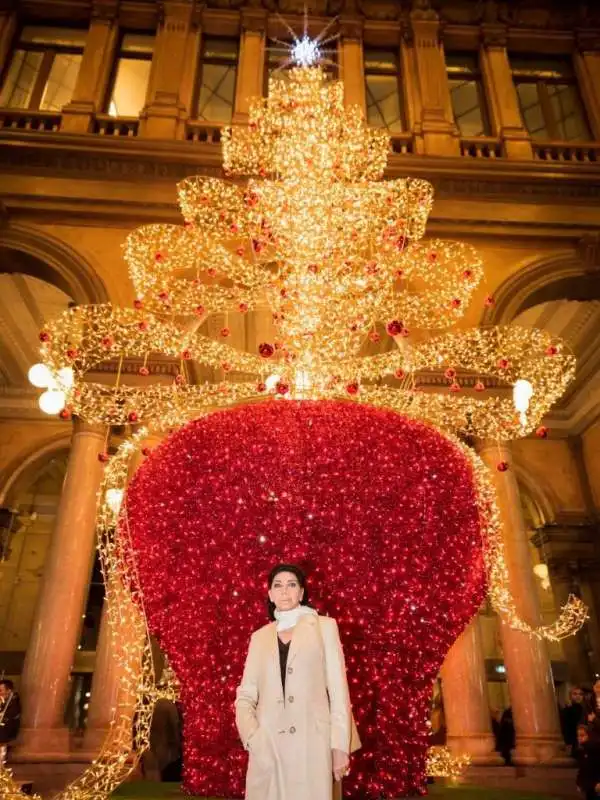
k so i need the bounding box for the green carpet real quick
[111,782,561,799]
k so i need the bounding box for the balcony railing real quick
[389,132,414,156]
[185,121,222,144]
[0,109,61,133]
[93,115,139,137]
[533,141,600,163]
[460,137,503,159]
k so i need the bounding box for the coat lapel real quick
[286,613,317,667]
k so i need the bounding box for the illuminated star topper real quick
[291,35,321,67]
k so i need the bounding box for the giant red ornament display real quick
[123,400,486,798]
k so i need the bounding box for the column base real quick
[513,734,571,766]
[79,726,110,758]
[13,727,70,760]
[446,734,505,766]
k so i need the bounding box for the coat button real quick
[287,667,293,674]
[288,696,294,703]
[289,726,296,734]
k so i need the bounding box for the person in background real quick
[0,679,21,766]
[575,725,600,799]
[497,707,515,766]
[562,687,587,756]
[585,679,600,741]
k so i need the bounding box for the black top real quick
[0,693,21,744]
[278,637,291,692]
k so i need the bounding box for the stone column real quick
[81,433,162,756]
[574,35,600,141]
[233,9,267,123]
[408,7,459,156]
[339,18,366,115]
[479,25,533,159]
[546,560,592,686]
[60,4,119,134]
[400,33,422,149]
[478,443,566,765]
[139,1,197,139]
[0,10,17,77]
[16,420,107,758]
[441,615,502,764]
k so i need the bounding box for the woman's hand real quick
[332,748,349,782]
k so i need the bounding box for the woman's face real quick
[269,571,304,613]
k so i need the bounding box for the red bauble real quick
[194,305,205,317]
[497,358,509,369]
[346,382,359,395]
[395,368,405,379]
[236,247,245,257]
[207,268,217,278]
[497,461,509,472]
[134,298,144,310]
[155,252,164,263]
[474,381,485,392]
[139,366,150,376]
[138,320,149,332]
[536,426,549,439]
[221,362,232,372]
[444,368,456,380]
[98,452,110,463]
[386,320,405,337]
[545,345,558,356]
[395,269,404,279]
[229,223,239,234]
[244,191,259,207]
[451,298,461,308]
[368,331,381,343]
[66,348,79,360]
[484,294,495,307]
[462,270,473,279]
[428,251,438,263]
[101,336,113,348]
[238,303,249,313]
[256,381,266,393]
[181,350,192,360]
[275,381,289,395]
[258,343,274,358]
[450,382,461,393]
[128,411,139,423]
[59,408,72,420]
[39,330,51,343]
[220,327,231,338]
[141,447,151,457]
[174,374,186,386]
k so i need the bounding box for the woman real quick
[585,678,600,741]
[235,563,359,800]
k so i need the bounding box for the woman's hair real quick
[267,563,310,620]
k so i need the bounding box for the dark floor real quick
[111,781,564,799]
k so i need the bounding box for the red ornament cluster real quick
[123,401,486,800]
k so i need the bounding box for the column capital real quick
[73,417,108,439]
[577,233,600,272]
[241,7,268,34]
[339,16,364,42]
[409,0,438,23]
[91,0,120,21]
[480,23,508,50]
[576,29,600,54]
[158,0,195,28]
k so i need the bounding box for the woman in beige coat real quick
[235,563,359,800]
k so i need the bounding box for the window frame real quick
[0,25,86,111]
[192,35,239,122]
[511,56,591,142]
[363,47,405,133]
[445,51,491,138]
[104,30,155,118]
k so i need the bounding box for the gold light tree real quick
[12,56,586,800]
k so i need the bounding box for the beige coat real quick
[235,614,358,800]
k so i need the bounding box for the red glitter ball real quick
[368,331,381,343]
[450,382,461,393]
[39,330,51,342]
[451,298,461,308]
[428,251,438,263]
[158,291,170,302]
[155,252,164,263]
[101,336,113,348]
[207,268,217,278]
[142,447,151,457]
[258,343,275,358]
[221,362,232,373]
[536,426,549,439]
[445,368,456,380]
[124,402,486,800]
[97,452,110,463]
[545,345,558,356]
[497,358,509,369]
[128,411,139,423]
[236,247,245,257]
[386,320,404,337]
[244,191,259,207]
[238,303,249,313]
[181,350,192,360]
[134,298,144,310]
[139,366,150,376]
[66,348,79,360]
[194,306,205,317]
[497,461,509,472]
[346,382,359,395]
[395,368,405,379]
[174,374,186,386]
[484,294,495,307]
[220,327,231,338]
[474,381,485,392]
[59,408,72,420]
[229,223,239,234]
[462,270,473,279]
[256,381,266,393]
[275,381,289,395]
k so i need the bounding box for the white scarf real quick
[274,605,317,632]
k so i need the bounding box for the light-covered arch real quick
[481,251,600,326]
[0,221,109,305]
